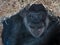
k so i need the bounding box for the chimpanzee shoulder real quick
[10,14,23,23]
[1,13,23,43]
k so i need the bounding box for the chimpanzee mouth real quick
[29,25,45,38]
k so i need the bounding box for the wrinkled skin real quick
[23,11,49,38]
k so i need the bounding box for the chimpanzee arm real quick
[55,18,60,45]
[33,19,59,45]
[1,18,13,45]
[1,15,23,45]
[38,18,60,45]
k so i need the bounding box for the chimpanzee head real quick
[24,4,49,38]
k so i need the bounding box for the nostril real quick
[39,26,43,28]
[32,19,40,24]
[37,23,44,28]
[32,21,40,24]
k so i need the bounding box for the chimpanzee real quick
[1,4,60,45]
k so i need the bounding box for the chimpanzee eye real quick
[30,25,35,28]
[28,14,32,18]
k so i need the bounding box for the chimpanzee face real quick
[24,11,49,38]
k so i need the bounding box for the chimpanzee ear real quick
[28,4,47,12]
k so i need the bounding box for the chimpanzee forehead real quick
[28,12,41,15]
[28,9,47,15]
[28,11,47,16]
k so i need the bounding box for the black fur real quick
[1,4,60,45]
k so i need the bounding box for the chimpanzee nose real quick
[32,19,40,24]
[32,17,41,24]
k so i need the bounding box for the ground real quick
[0,0,60,45]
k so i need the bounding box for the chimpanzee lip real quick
[29,27,45,38]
